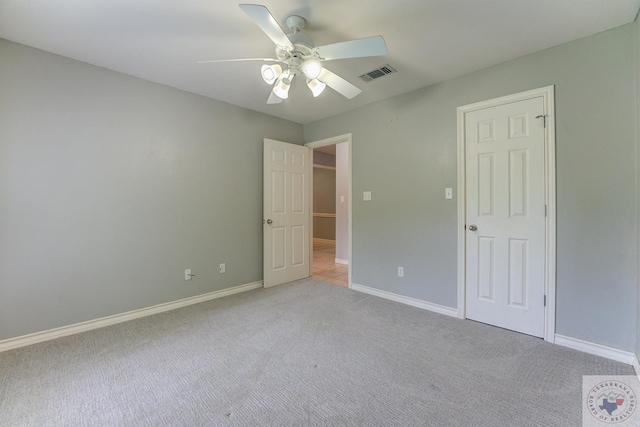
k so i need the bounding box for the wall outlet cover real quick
[445,188,453,199]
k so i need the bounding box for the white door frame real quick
[456,86,556,342]
[305,133,352,288]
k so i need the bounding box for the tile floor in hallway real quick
[312,238,348,287]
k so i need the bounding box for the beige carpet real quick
[0,278,635,426]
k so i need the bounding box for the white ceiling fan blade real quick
[267,90,283,104]
[197,58,282,64]
[318,68,362,99]
[239,4,294,50]
[315,36,387,60]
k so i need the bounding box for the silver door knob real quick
[266,219,273,224]
[468,224,477,231]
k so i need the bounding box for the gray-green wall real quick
[0,39,302,340]
[305,24,637,351]
[2,23,638,355]
[313,167,336,240]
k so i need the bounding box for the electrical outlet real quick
[184,269,193,281]
[219,263,225,274]
[363,191,372,201]
[398,267,404,277]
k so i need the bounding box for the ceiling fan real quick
[198,4,388,104]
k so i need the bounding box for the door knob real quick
[468,224,477,231]
[266,219,273,224]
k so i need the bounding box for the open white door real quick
[263,139,310,288]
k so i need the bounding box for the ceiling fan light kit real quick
[300,58,322,80]
[260,63,282,84]
[306,78,326,97]
[272,70,292,99]
[200,4,388,104]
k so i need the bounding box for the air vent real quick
[357,64,397,82]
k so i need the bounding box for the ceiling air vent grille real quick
[357,64,397,82]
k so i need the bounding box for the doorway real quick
[456,86,556,341]
[306,134,352,288]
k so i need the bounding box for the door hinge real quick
[544,295,547,307]
[545,205,547,217]
[536,114,547,128]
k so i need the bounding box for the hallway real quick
[312,238,348,287]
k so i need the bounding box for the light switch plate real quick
[340,195,345,203]
[363,191,372,201]
[445,188,453,199]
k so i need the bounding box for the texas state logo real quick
[584,377,638,425]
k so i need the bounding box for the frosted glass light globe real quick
[301,59,322,80]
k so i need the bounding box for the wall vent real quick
[357,64,397,82]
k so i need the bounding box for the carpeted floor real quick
[0,278,635,426]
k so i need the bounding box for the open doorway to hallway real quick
[308,137,350,288]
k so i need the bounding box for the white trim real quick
[555,334,636,365]
[633,355,640,383]
[335,258,349,265]
[306,134,352,288]
[351,282,458,318]
[0,281,263,353]
[456,85,556,342]
[456,106,466,320]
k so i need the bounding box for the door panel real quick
[264,139,310,287]
[465,97,545,337]
[477,236,494,301]
[271,226,286,269]
[508,238,527,307]
[509,149,528,217]
[478,153,494,216]
[291,225,304,266]
[272,170,286,213]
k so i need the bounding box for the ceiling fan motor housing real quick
[285,15,306,33]
[276,33,318,79]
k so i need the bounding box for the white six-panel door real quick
[465,97,546,337]
[263,139,310,288]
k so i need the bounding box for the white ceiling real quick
[1,0,638,124]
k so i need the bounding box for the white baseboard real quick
[348,284,639,368]
[350,282,458,318]
[0,281,263,353]
[335,258,349,265]
[554,334,636,365]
